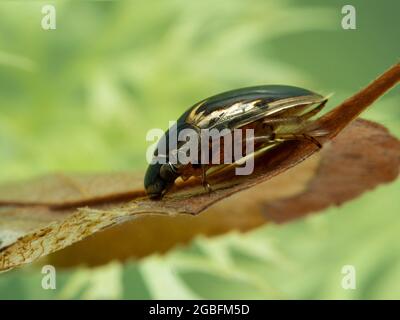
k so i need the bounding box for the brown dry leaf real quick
[48,120,400,267]
[263,119,400,223]
[0,63,399,271]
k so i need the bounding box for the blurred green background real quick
[0,0,399,299]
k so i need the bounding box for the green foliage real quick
[0,0,335,181]
[0,0,399,299]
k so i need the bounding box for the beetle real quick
[144,85,328,199]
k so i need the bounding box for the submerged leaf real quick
[0,63,399,271]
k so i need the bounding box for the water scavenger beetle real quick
[144,85,328,199]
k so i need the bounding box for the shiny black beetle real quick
[144,85,328,199]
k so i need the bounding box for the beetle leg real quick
[248,136,275,144]
[299,99,327,120]
[261,100,327,126]
[254,131,324,149]
[201,165,212,194]
[261,115,311,127]
[243,132,322,148]
[272,133,322,148]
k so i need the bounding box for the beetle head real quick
[144,162,179,199]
